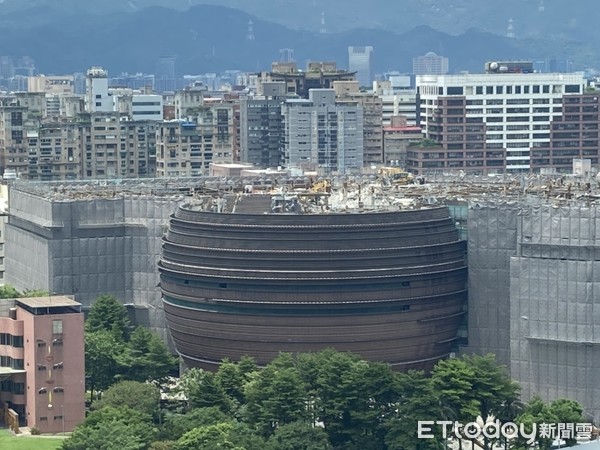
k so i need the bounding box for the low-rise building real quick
[0,296,85,434]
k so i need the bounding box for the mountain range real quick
[0,1,596,75]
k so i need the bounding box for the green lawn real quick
[0,429,65,450]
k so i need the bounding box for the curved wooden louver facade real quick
[160,204,467,371]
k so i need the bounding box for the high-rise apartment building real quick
[81,112,156,179]
[85,67,111,113]
[416,71,586,173]
[155,56,176,93]
[413,52,449,75]
[374,80,419,126]
[348,46,373,88]
[174,85,206,120]
[282,89,363,174]
[0,296,85,434]
[27,122,81,181]
[0,100,37,177]
[334,81,383,165]
[156,104,235,177]
[260,62,356,99]
[240,96,286,168]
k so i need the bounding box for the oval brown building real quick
[159,194,467,371]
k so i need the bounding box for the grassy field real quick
[0,429,65,450]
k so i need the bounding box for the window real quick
[53,320,63,335]
[53,387,64,393]
[447,86,464,95]
[401,281,411,287]
[39,417,47,422]
[565,85,581,93]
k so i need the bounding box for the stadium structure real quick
[159,189,468,370]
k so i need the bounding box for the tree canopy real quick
[66,348,586,450]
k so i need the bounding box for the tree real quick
[118,326,178,384]
[384,370,445,450]
[21,288,50,297]
[550,398,584,447]
[85,294,130,340]
[304,350,390,448]
[85,330,124,403]
[244,356,310,436]
[178,368,233,413]
[174,422,243,450]
[62,406,156,450]
[92,380,160,420]
[514,396,558,450]
[0,284,19,299]
[161,407,230,441]
[266,421,332,450]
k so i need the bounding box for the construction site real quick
[5,171,600,420]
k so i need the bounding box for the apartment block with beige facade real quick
[156,103,235,177]
[26,122,82,181]
[0,101,39,177]
[0,296,85,434]
[334,81,383,165]
[80,112,157,179]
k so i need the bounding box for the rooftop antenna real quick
[320,12,326,34]
[246,19,255,41]
[506,18,515,38]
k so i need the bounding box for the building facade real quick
[85,67,111,113]
[348,46,373,88]
[0,296,85,433]
[334,82,383,166]
[282,89,363,174]
[531,94,600,172]
[417,72,586,173]
[260,62,356,99]
[413,52,449,75]
[467,201,600,422]
[161,197,467,371]
[240,97,285,168]
[156,104,235,177]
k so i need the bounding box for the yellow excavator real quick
[310,179,332,193]
[378,167,414,185]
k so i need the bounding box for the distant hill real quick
[1,0,598,39]
[0,4,595,75]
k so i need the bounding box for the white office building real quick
[417,72,586,171]
[131,94,163,121]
